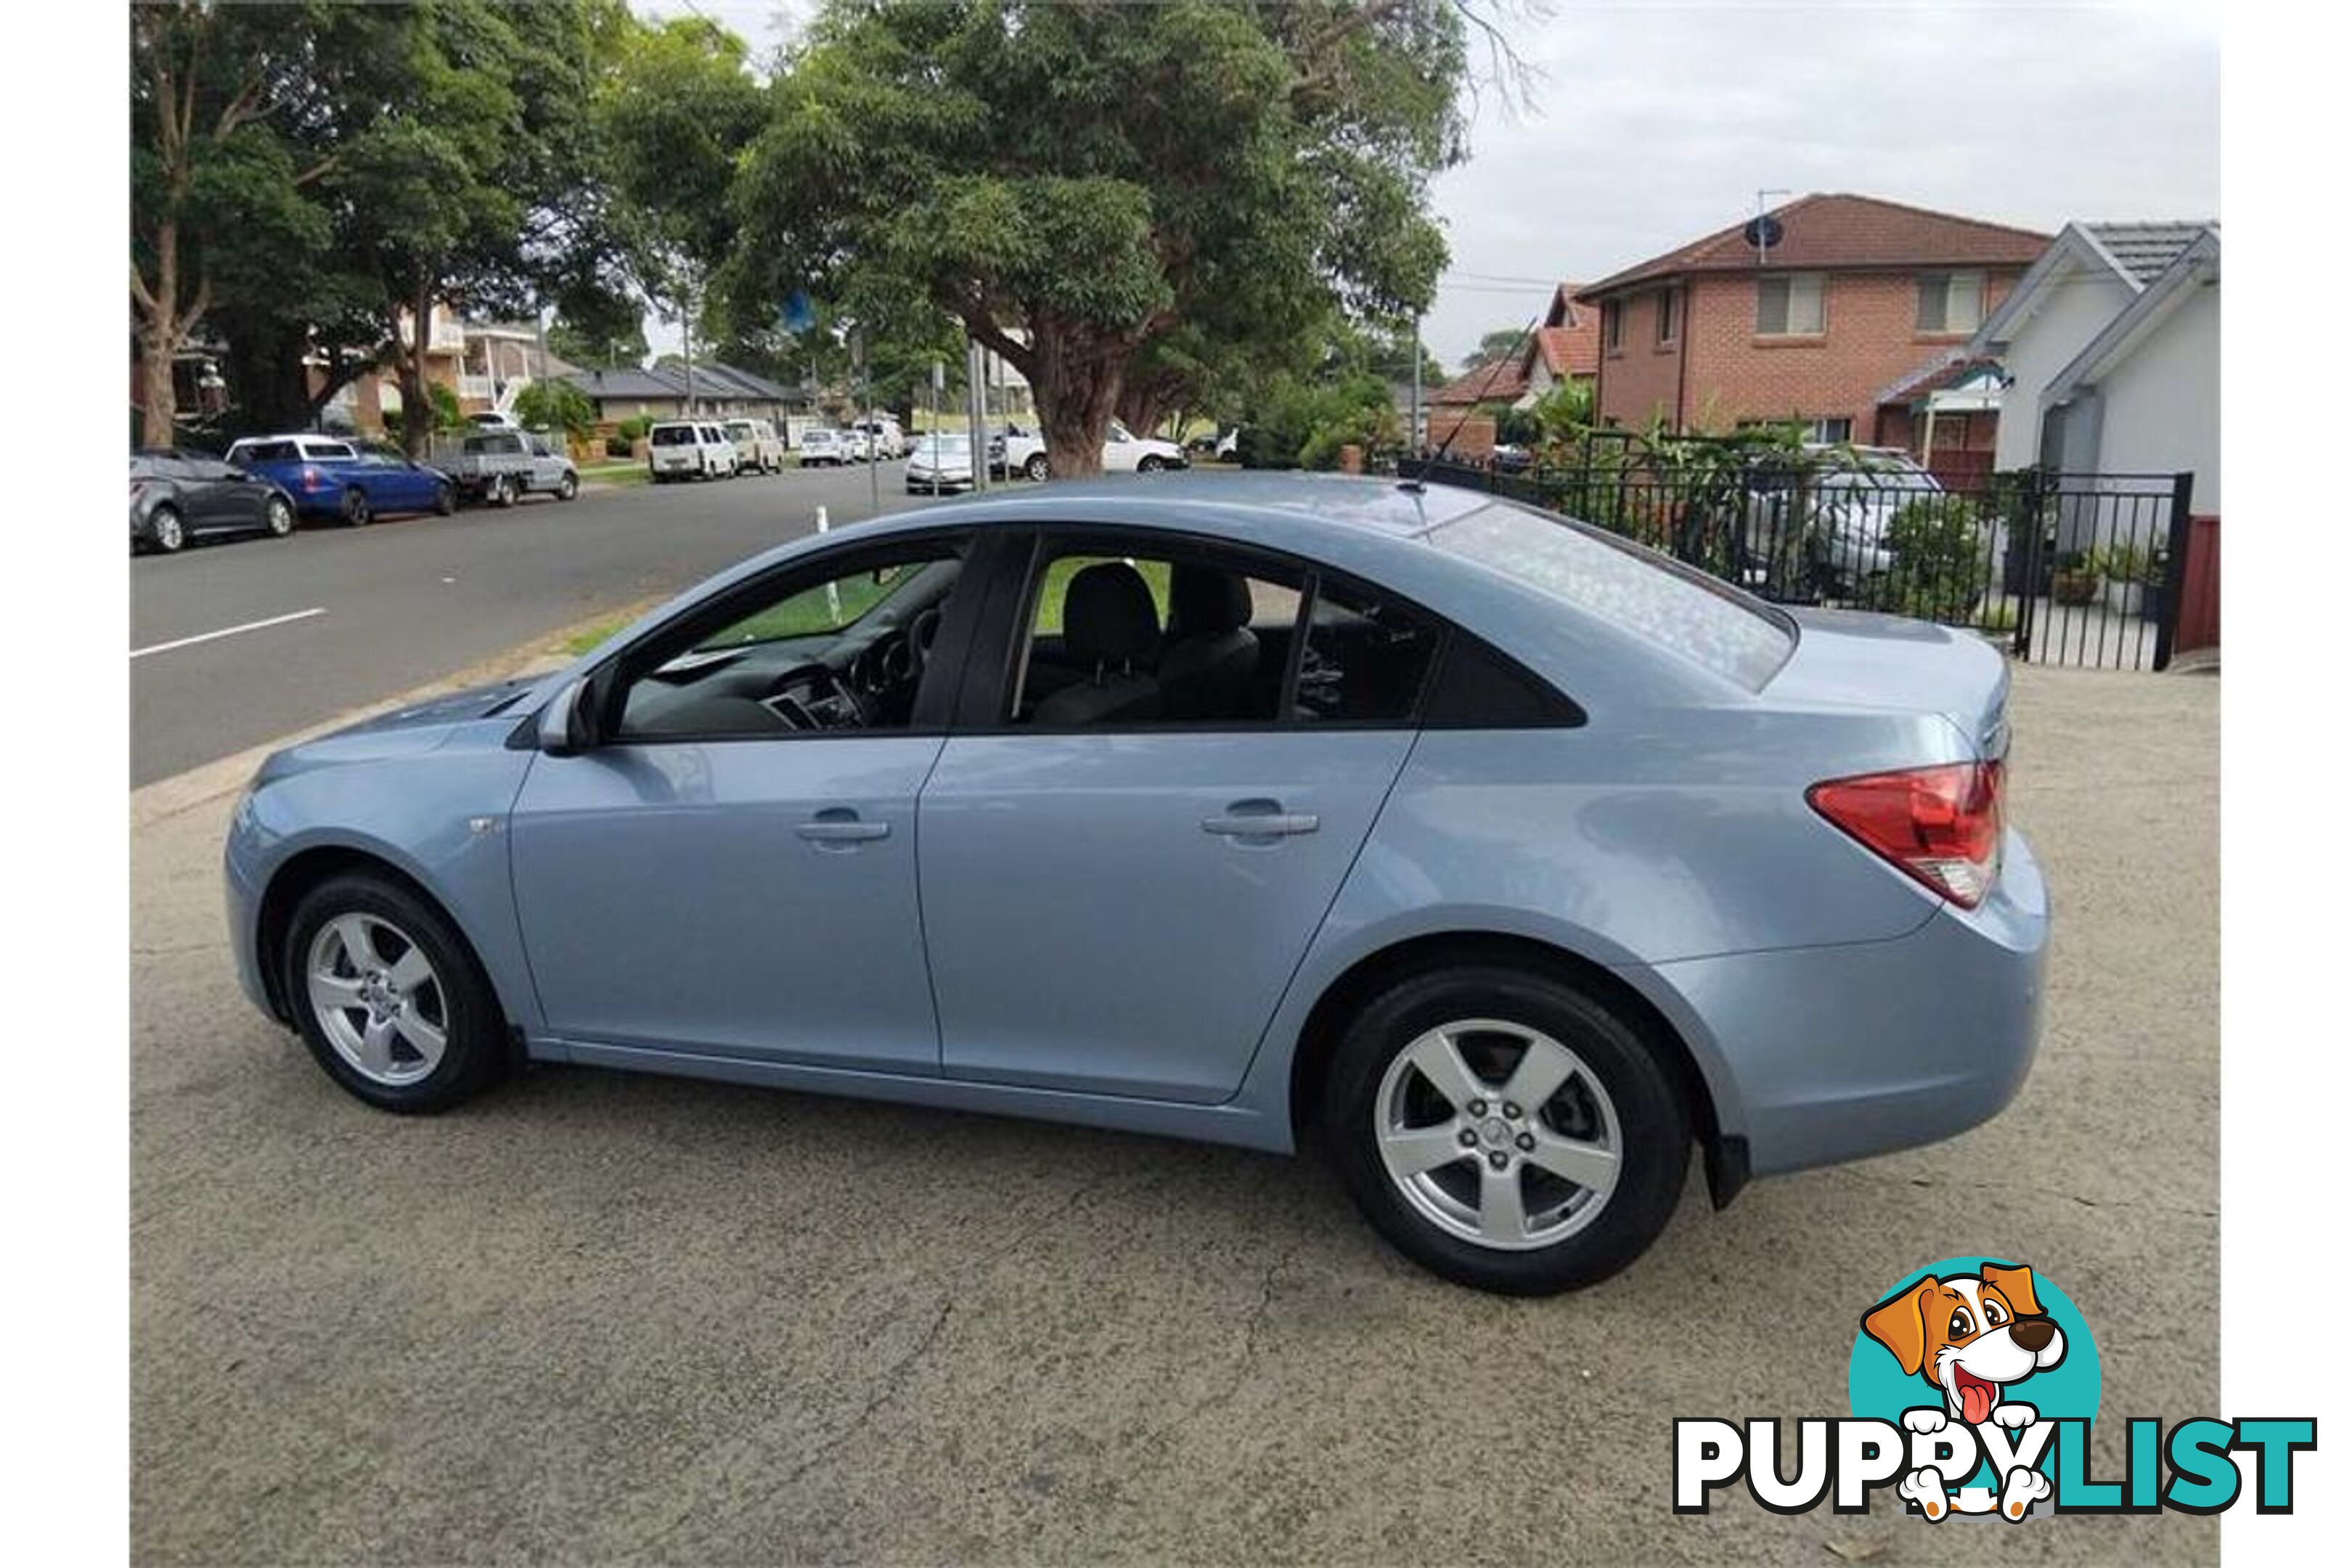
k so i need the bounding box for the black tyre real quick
[1321,965,1691,1295]
[264,494,296,537]
[433,481,456,516]
[556,470,579,501]
[149,504,187,552]
[343,489,372,527]
[280,873,507,1114]
[1138,454,1165,473]
[1024,452,1048,482]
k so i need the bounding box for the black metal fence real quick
[1396,453,2198,672]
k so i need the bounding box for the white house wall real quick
[2088,280,2219,513]
[1994,269,2136,472]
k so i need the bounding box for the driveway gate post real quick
[2012,468,2045,661]
[2152,470,2196,672]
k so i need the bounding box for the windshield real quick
[725,422,753,438]
[692,558,955,653]
[1429,498,1796,690]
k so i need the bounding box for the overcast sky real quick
[635,1,2220,367]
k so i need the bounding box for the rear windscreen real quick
[1428,499,1797,690]
[650,426,696,446]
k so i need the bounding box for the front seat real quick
[1159,565,1260,721]
[1033,561,1163,725]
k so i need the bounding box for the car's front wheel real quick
[1322,965,1691,1295]
[281,873,506,1114]
[432,481,457,516]
[1024,452,1048,482]
[1137,454,1166,473]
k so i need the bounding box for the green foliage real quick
[1527,377,1593,441]
[548,309,648,369]
[1241,372,1397,470]
[616,414,653,441]
[513,379,597,440]
[1465,326,1530,369]
[1858,495,1990,622]
[728,0,1468,470]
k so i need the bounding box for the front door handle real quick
[796,809,890,846]
[1201,801,1319,838]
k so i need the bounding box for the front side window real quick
[612,543,968,740]
[1755,273,1826,335]
[1916,270,1985,334]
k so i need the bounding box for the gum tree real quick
[731,1,1471,476]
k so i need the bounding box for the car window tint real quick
[1008,547,1304,727]
[1294,578,1440,724]
[614,545,968,740]
[650,426,695,446]
[1432,498,1796,691]
[236,441,297,462]
[306,441,356,460]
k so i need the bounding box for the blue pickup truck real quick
[222,434,457,527]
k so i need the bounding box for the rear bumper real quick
[1642,827,2050,1180]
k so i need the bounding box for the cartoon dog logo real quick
[1861,1261,2067,1520]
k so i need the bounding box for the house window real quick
[1656,288,1678,346]
[1604,301,1623,353]
[1755,274,1825,335]
[1809,417,1853,444]
[1916,271,1985,334]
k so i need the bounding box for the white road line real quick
[130,607,326,661]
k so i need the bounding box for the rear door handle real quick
[796,809,890,845]
[1201,804,1319,838]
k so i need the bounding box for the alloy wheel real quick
[151,507,184,552]
[305,912,449,1087]
[266,497,293,536]
[1373,1018,1622,1251]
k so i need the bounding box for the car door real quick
[170,454,241,531]
[507,529,992,1071]
[916,528,1443,1104]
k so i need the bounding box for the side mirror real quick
[536,678,595,756]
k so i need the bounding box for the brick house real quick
[1577,194,2050,450]
[1422,282,1602,456]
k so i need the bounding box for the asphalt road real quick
[130,462,939,786]
[128,666,2219,1564]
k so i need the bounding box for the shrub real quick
[1858,494,1990,622]
[617,414,653,442]
[606,436,634,459]
[513,380,597,441]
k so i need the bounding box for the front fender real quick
[231,738,540,1032]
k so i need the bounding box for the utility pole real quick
[855,329,877,516]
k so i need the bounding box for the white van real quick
[646,421,740,483]
[851,414,908,460]
[722,417,787,473]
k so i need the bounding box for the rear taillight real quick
[300,465,324,490]
[1808,761,2005,908]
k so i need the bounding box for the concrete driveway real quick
[129,665,2218,1564]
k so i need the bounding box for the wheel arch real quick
[254,842,515,1046]
[1281,928,1749,1207]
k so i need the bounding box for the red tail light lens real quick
[1807,761,2004,907]
[301,465,323,490]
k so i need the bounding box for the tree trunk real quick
[394,284,436,457]
[1115,379,1175,444]
[1030,316,1124,478]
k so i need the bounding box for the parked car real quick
[224,473,2046,1297]
[907,432,977,493]
[224,433,456,526]
[1100,419,1188,473]
[1742,446,1950,595]
[467,411,523,432]
[723,418,788,474]
[130,449,296,554]
[797,428,852,467]
[1492,443,1535,475]
[432,430,579,507]
[645,421,740,483]
[852,414,910,459]
[995,425,1048,481]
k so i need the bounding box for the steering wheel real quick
[907,606,943,675]
[766,661,867,729]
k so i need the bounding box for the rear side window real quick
[235,440,297,462]
[1295,578,1440,724]
[1429,499,1796,690]
[303,441,356,460]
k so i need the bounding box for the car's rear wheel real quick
[556,470,579,501]
[343,489,372,528]
[493,474,517,507]
[433,481,456,516]
[149,505,185,553]
[282,873,505,1114]
[1322,965,1691,1295]
[264,495,295,537]
[1024,452,1048,482]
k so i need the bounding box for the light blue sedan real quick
[224,473,2047,1294]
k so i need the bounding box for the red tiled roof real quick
[1578,194,2053,300]
[1529,322,1598,379]
[1431,354,1528,407]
